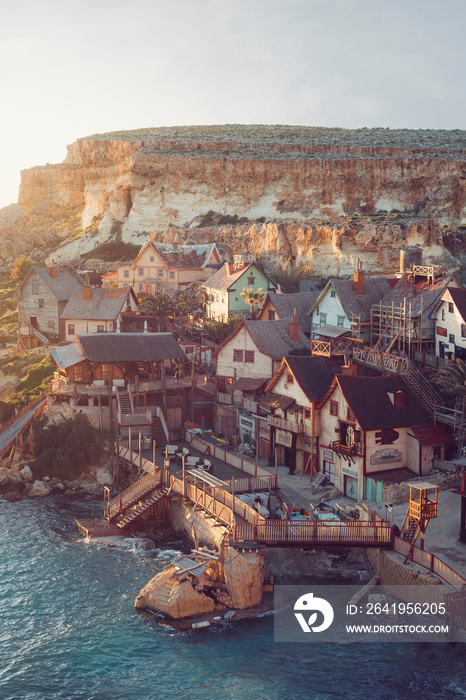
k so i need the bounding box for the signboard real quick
[322,448,334,462]
[342,467,358,477]
[276,429,292,448]
[436,327,447,337]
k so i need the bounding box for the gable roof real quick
[213,318,311,361]
[51,342,86,369]
[203,262,275,292]
[60,287,137,321]
[266,356,335,403]
[444,287,466,323]
[135,241,219,271]
[15,265,84,301]
[308,277,392,321]
[383,272,459,318]
[258,291,319,332]
[78,333,186,362]
[330,374,432,431]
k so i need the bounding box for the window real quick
[320,313,327,324]
[449,303,454,313]
[330,289,336,298]
[449,334,455,344]
[158,269,163,277]
[233,349,243,362]
[156,282,161,291]
[394,390,404,407]
[169,271,175,279]
[32,279,39,294]
[248,276,255,285]
[347,407,355,422]
[287,373,294,384]
[169,285,174,293]
[48,320,55,330]
[68,324,75,335]
[150,256,154,262]
[38,298,44,309]
[124,270,129,278]
[139,283,143,291]
[462,324,466,338]
[138,268,144,276]
[268,310,275,321]
[97,325,105,332]
[216,294,219,302]
[337,315,345,327]
[245,350,255,363]
[304,408,311,420]
[330,400,338,416]
[101,363,113,380]
[376,428,399,445]
[74,364,84,382]
[185,346,193,354]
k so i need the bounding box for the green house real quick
[202,261,276,321]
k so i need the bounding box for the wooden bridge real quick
[0,391,48,458]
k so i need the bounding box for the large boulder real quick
[223,547,265,609]
[95,468,113,486]
[0,467,25,494]
[27,480,53,498]
[135,566,215,619]
[20,465,33,482]
[3,490,23,502]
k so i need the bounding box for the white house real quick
[434,287,466,361]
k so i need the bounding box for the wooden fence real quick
[234,519,392,546]
[393,537,466,590]
[104,469,163,521]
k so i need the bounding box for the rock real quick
[52,482,65,493]
[0,467,25,494]
[95,468,113,486]
[2,490,23,502]
[27,480,53,498]
[20,465,33,482]
[50,477,61,486]
[223,546,266,609]
[135,566,215,619]
[80,482,100,496]
[42,476,51,482]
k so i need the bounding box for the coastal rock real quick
[135,566,215,619]
[95,468,113,486]
[2,490,23,502]
[223,547,265,609]
[20,465,33,482]
[27,480,53,498]
[0,467,25,494]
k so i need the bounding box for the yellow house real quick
[102,241,221,296]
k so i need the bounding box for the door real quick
[260,438,270,461]
[167,406,182,428]
[303,451,313,476]
[323,460,335,485]
[344,475,358,500]
[439,342,445,359]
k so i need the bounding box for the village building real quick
[203,256,276,321]
[257,290,319,336]
[307,263,392,342]
[61,285,139,342]
[263,356,335,475]
[433,287,466,361]
[50,333,215,439]
[317,374,450,502]
[102,240,221,297]
[15,264,84,346]
[213,315,311,449]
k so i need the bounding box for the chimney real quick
[173,242,178,250]
[226,262,234,275]
[178,250,183,260]
[49,265,57,279]
[353,259,365,295]
[289,308,299,342]
[84,285,92,300]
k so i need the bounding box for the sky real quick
[0,0,465,209]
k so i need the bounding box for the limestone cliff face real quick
[4,125,466,270]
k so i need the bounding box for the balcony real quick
[267,415,304,433]
[332,440,357,455]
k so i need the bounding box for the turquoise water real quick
[1,497,466,700]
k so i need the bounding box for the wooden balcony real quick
[267,415,304,433]
[332,440,357,455]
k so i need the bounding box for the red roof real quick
[409,425,450,446]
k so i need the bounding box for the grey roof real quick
[61,287,133,321]
[51,342,86,369]
[383,272,458,318]
[314,324,350,338]
[16,265,83,301]
[243,319,311,359]
[78,333,186,362]
[299,280,321,292]
[203,262,274,292]
[258,291,319,332]
[308,277,392,321]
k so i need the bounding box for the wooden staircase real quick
[117,487,169,529]
[151,415,167,447]
[402,517,419,543]
[117,388,133,414]
[399,364,445,417]
[105,470,164,521]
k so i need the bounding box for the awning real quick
[409,425,451,446]
[232,377,268,392]
[50,342,86,369]
[314,324,350,339]
[260,393,296,410]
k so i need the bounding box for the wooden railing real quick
[50,381,109,396]
[105,469,163,521]
[0,390,48,455]
[393,537,466,590]
[433,458,465,474]
[267,415,304,434]
[234,519,392,545]
[169,476,235,527]
[117,410,152,426]
[311,338,353,357]
[227,475,277,493]
[353,346,410,374]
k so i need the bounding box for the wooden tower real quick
[400,482,438,562]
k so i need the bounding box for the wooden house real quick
[317,374,450,502]
[15,264,84,346]
[257,290,319,336]
[203,258,276,321]
[263,356,335,474]
[61,286,139,342]
[433,287,466,361]
[102,240,220,296]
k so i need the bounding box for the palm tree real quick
[240,286,265,318]
[139,293,174,331]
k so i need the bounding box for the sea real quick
[1,496,465,700]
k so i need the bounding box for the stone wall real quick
[169,497,226,550]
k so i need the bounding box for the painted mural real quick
[370,447,403,465]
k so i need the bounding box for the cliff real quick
[3,125,466,273]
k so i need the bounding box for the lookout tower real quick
[400,482,438,561]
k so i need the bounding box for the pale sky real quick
[0,0,464,209]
